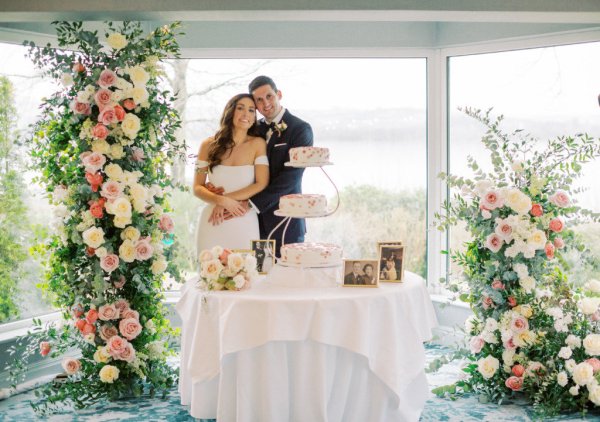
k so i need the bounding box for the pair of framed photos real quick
[232,240,276,275]
[342,241,404,288]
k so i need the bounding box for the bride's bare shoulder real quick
[248,135,266,146]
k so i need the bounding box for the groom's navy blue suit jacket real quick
[251,109,313,255]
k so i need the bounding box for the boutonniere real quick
[274,120,287,137]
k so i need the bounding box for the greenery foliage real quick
[7,21,186,413]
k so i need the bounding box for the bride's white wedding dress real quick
[196,158,267,252]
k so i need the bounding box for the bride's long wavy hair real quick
[208,93,258,171]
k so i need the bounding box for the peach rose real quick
[100,181,123,201]
[512,364,525,377]
[530,203,543,217]
[82,323,96,335]
[114,299,130,313]
[510,315,529,333]
[114,275,126,289]
[82,152,106,173]
[39,341,51,357]
[74,319,86,332]
[219,248,232,265]
[545,242,555,260]
[554,237,565,249]
[98,303,120,321]
[549,190,571,208]
[85,309,99,324]
[549,218,564,233]
[485,233,503,253]
[98,107,118,126]
[99,324,119,341]
[505,376,523,391]
[70,100,91,115]
[122,98,136,110]
[92,123,109,139]
[117,342,136,362]
[158,214,174,233]
[100,254,120,273]
[119,318,143,341]
[98,69,117,88]
[94,88,112,106]
[121,309,139,321]
[491,279,505,290]
[114,104,126,121]
[61,357,81,375]
[90,201,104,219]
[106,335,128,356]
[134,239,154,261]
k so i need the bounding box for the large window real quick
[169,58,428,285]
[448,41,600,287]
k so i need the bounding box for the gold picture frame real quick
[251,239,276,274]
[378,245,404,283]
[342,259,379,287]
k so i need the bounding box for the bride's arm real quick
[193,138,246,216]
[224,139,269,200]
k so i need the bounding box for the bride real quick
[194,94,269,252]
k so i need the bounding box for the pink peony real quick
[530,203,543,217]
[549,190,571,208]
[121,309,139,321]
[469,336,485,353]
[106,335,128,356]
[134,239,154,261]
[100,181,123,201]
[114,275,126,289]
[485,233,504,253]
[94,88,112,106]
[545,242,555,260]
[85,309,99,324]
[158,214,174,233]
[549,218,564,233]
[100,254,120,273]
[114,299,130,313]
[119,318,143,341]
[99,324,119,341]
[512,364,525,377]
[554,237,565,249]
[117,342,136,362]
[39,341,51,357]
[98,303,120,321]
[70,100,91,115]
[491,279,505,290]
[92,123,109,139]
[61,357,81,375]
[98,69,117,88]
[481,189,504,210]
[586,358,600,373]
[122,98,136,110]
[505,376,523,391]
[98,107,118,126]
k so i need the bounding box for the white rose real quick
[572,362,594,386]
[53,204,69,219]
[527,229,547,250]
[113,215,132,228]
[201,259,223,281]
[92,139,111,155]
[566,335,582,349]
[110,144,125,160]
[151,256,168,275]
[127,66,150,86]
[82,226,105,248]
[584,334,600,356]
[589,385,600,406]
[519,276,536,294]
[569,385,579,396]
[465,315,479,335]
[557,371,568,387]
[558,346,573,360]
[227,253,245,272]
[477,355,499,379]
[119,239,137,263]
[95,247,108,258]
[131,86,149,105]
[121,113,141,139]
[77,90,92,104]
[106,32,128,50]
[60,73,74,87]
[199,249,214,263]
[502,349,516,367]
[513,263,529,279]
[112,197,132,217]
[233,274,246,289]
[211,246,224,259]
[565,359,577,373]
[129,184,148,202]
[104,163,124,181]
[579,297,600,315]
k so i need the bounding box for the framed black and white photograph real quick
[378,245,404,282]
[342,259,379,287]
[251,239,276,274]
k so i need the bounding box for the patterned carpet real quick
[1,344,599,421]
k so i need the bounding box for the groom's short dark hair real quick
[249,75,278,93]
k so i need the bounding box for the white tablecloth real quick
[176,271,438,422]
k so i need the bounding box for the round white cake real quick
[289,146,330,166]
[279,194,327,216]
[279,242,343,267]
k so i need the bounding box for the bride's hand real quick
[208,205,225,226]
[219,197,246,217]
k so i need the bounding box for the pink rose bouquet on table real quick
[433,108,600,417]
[198,246,258,291]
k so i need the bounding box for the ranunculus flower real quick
[545,242,555,259]
[85,309,99,324]
[82,323,96,335]
[505,376,523,391]
[61,357,81,375]
[477,355,499,379]
[85,246,96,257]
[485,233,503,253]
[98,69,117,88]
[99,365,120,383]
[507,296,517,307]
[549,190,571,208]
[100,254,120,273]
[98,303,119,321]
[511,364,525,377]
[85,171,104,192]
[74,319,86,332]
[90,201,104,219]
[530,203,543,217]
[119,318,143,341]
[39,341,51,357]
[549,218,564,233]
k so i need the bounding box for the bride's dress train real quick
[196,164,259,252]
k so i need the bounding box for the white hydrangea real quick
[557,371,569,387]
[558,347,573,360]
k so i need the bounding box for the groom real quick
[247,76,313,257]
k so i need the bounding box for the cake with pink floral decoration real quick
[279,242,343,267]
[279,193,327,216]
[289,146,330,166]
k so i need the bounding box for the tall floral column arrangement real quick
[435,108,600,417]
[9,22,186,412]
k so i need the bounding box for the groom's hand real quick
[206,182,225,195]
[223,200,249,221]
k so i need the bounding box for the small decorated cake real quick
[279,242,343,267]
[289,146,330,166]
[279,194,327,216]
